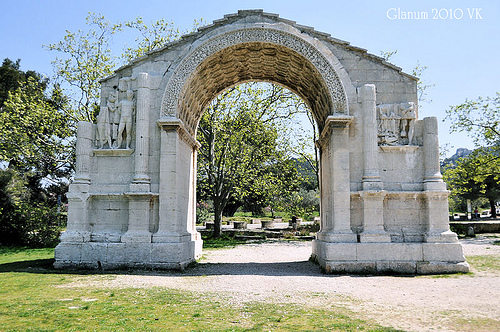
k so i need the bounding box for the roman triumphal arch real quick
[55,10,468,274]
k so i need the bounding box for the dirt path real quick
[71,235,500,331]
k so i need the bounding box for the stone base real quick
[121,231,152,243]
[360,232,392,243]
[54,239,203,271]
[316,232,357,243]
[312,240,469,275]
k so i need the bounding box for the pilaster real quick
[154,118,201,243]
[61,121,93,242]
[316,115,357,243]
[425,191,458,243]
[359,190,391,242]
[73,121,93,184]
[130,72,151,192]
[60,184,91,242]
[359,84,383,190]
[121,193,154,243]
[423,117,446,191]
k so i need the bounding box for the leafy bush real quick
[0,169,65,247]
[196,201,211,225]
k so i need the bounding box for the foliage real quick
[411,60,435,104]
[196,201,211,225]
[444,92,500,215]
[46,13,203,122]
[294,157,319,191]
[0,75,73,179]
[443,148,500,217]
[197,83,305,237]
[283,188,320,219]
[121,17,205,61]
[379,50,398,62]
[0,58,47,107]
[45,13,119,122]
[0,169,64,247]
[0,59,69,247]
[446,92,500,147]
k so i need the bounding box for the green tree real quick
[443,148,500,217]
[197,83,303,237]
[0,58,47,107]
[0,60,69,247]
[447,93,500,147]
[46,13,203,122]
[0,168,64,247]
[121,17,204,61]
[45,13,119,122]
[0,76,73,180]
[445,92,500,216]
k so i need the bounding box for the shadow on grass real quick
[0,257,422,279]
[0,256,321,277]
[0,258,55,273]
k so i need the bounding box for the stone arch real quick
[55,11,468,275]
[160,26,353,136]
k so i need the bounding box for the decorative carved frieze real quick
[161,27,348,123]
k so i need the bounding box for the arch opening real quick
[176,42,337,137]
[195,81,320,239]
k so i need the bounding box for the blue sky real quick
[1,0,499,156]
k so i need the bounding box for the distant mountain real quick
[442,148,472,167]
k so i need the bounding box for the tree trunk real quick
[213,197,224,238]
[490,199,497,218]
[213,208,223,238]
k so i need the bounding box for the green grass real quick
[466,255,500,273]
[0,246,401,331]
[452,317,500,332]
[201,234,252,249]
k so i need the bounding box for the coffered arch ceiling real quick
[161,27,350,136]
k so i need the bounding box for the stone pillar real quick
[154,119,200,243]
[130,72,151,191]
[152,118,203,263]
[154,126,182,242]
[425,191,457,242]
[121,193,152,243]
[60,121,93,242]
[73,121,93,185]
[422,117,457,243]
[359,84,383,190]
[121,73,153,242]
[423,117,446,191]
[187,147,199,237]
[359,191,391,242]
[316,116,357,243]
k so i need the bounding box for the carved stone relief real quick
[96,78,136,149]
[377,102,416,146]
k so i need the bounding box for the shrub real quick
[0,169,65,247]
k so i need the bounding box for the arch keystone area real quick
[55,10,468,274]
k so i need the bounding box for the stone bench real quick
[233,221,247,229]
[261,220,274,228]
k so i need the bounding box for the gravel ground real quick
[69,235,500,331]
